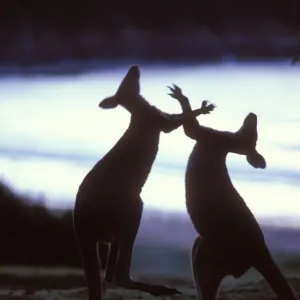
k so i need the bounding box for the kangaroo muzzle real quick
[99,65,141,110]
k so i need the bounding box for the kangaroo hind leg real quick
[98,242,109,272]
[113,197,181,296]
[191,237,224,300]
[101,239,119,283]
[76,232,103,300]
[253,246,298,300]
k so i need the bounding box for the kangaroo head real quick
[235,113,266,169]
[99,65,141,110]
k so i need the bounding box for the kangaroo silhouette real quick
[167,84,298,300]
[73,66,213,300]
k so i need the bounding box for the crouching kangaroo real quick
[73,66,214,300]
[167,84,298,300]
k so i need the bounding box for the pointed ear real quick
[116,65,140,97]
[99,96,119,109]
[246,150,266,169]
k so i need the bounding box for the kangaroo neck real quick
[127,111,159,134]
[113,114,160,194]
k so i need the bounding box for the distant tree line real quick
[0,181,81,267]
[2,0,300,33]
[0,181,189,272]
[1,0,300,65]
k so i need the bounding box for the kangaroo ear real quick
[246,150,266,169]
[116,65,140,97]
[99,96,119,109]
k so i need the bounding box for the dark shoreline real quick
[0,57,295,77]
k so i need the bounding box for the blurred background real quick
[1,0,300,290]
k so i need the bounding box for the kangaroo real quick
[167,84,298,300]
[73,66,214,300]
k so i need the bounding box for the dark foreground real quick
[2,183,300,299]
[0,266,299,300]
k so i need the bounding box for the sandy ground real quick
[1,276,300,300]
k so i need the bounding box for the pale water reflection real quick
[0,62,300,224]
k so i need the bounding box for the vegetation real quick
[0,180,80,267]
[1,0,300,65]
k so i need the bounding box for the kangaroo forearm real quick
[176,98,202,140]
[162,107,204,133]
[170,108,206,119]
[182,119,201,140]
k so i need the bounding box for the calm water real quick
[1,62,300,224]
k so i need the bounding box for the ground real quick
[0,267,299,300]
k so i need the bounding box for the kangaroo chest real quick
[185,147,231,199]
[185,146,263,241]
[88,129,160,195]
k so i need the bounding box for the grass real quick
[0,257,299,292]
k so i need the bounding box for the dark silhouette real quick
[167,84,298,300]
[73,65,213,300]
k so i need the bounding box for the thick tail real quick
[254,248,298,300]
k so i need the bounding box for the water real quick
[1,62,300,225]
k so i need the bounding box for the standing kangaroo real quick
[167,84,298,300]
[73,66,214,300]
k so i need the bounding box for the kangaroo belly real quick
[76,140,159,201]
[186,195,229,238]
[78,131,159,198]
[185,168,264,244]
[74,187,144,240]
[187,195,265,247]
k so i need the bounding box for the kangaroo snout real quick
[115,65,141,99]
[98,65,141,110]
[128,65,140,79]
[244,113,257,127]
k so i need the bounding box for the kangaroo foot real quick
[114,277,181,296]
